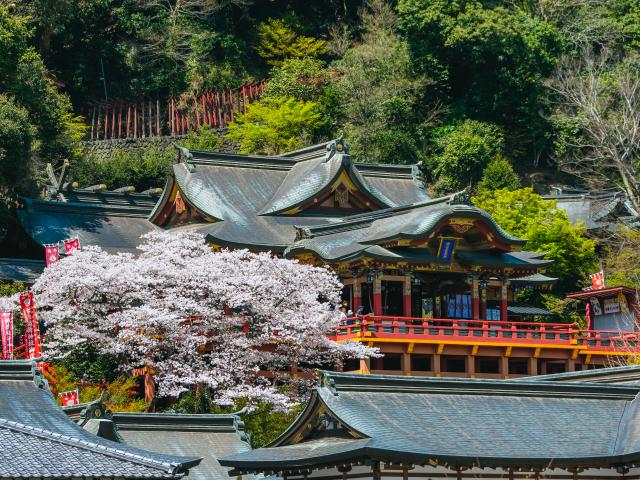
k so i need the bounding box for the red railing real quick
[331,315,640,352]
[86,80,266,140]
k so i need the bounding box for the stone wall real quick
[83,132,237,160]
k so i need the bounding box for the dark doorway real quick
[411,355,432,371]
[477,357,500,374]
[341,284,352,309]
[442,356,466,373]
[382,281,403,316]
[509,359,529,375]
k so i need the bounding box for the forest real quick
[1,0,640,431]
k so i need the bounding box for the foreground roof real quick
[0,361,200,479]
[221,371,640,473]
[520,364,640,385]
[112,412,251,480]
[64,400,252,480]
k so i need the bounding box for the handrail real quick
[332,315,640,351]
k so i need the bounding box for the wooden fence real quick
[87,80,266,140]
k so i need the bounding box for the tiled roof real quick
[18,193,159,254]
[112,413,252,480]
[544,190,640,230]
[221,371,640,473]
[152,141,429,251]
[0,361,200,479]
[285,195,531,263]
[0,258,45,283]
[517,364,640,385]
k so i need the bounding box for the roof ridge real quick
[177,146,297,170]
[320,371,640,400]
[293,195,456,239]
[0,418,178,473]
[111,411,243,432]
[22,197,153,217]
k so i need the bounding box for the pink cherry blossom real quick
[5,231,376,409]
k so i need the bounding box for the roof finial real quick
[448,189,471,205]
[324,136,349,162]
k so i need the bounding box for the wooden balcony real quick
[331,315,640,354]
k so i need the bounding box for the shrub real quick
[226,96,323,154]
[477,154,520,192]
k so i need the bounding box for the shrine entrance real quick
[341,271,510,320]
[411,273,472,319]
[381,281,404,316]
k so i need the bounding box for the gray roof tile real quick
[0,361,200,479]
[221,372,640,472]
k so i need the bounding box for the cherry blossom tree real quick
[8,231,375,409]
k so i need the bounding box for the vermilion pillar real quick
[373,278,383,316]
[500,280,509,321]
[481,287,487,320]
[472,278,480,320]
[353,281,362,311]
[403,276,412,317]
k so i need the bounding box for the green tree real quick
[427,120,504,193]
[602,226,640,290]
[330,0,434,164]
[264,58,329,102]
[477,154,520,192]
[70,145,173,191]
[0,95,33,196]
[473,187,597,292]
[398,0,560,162]
[0,6,83,198]
[226,96,323,155]
[256,18,328,66]
[0,281,25,298]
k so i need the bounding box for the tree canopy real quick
[473,188,597,293]
[4,231,374,407]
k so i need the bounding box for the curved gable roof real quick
[221,372,640,473]
[18,193,159,254]
[259,152,398,215]
[285,194,527,263]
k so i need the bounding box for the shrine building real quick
[219,371,640,480]
[3,138,639,377]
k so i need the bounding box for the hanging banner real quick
[590,271,605,290]
[437,238,456,263]
[63,238,80,255]
[59,389,79,406]
[45,244,60,267]
[0,311,13,360]
[589,297,603,316]
[19,292,40,359]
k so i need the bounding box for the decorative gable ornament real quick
[335,184,349,208]
[175,191,186,215]
[324,137,349,162]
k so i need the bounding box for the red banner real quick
[63,238,80,255]
[0,311,13,360]
[59,389,79,406]
[19,292,40,359]
[590,271,605,290]
[45,244,59,267]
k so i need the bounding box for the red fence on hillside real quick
[86,80,266,140]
